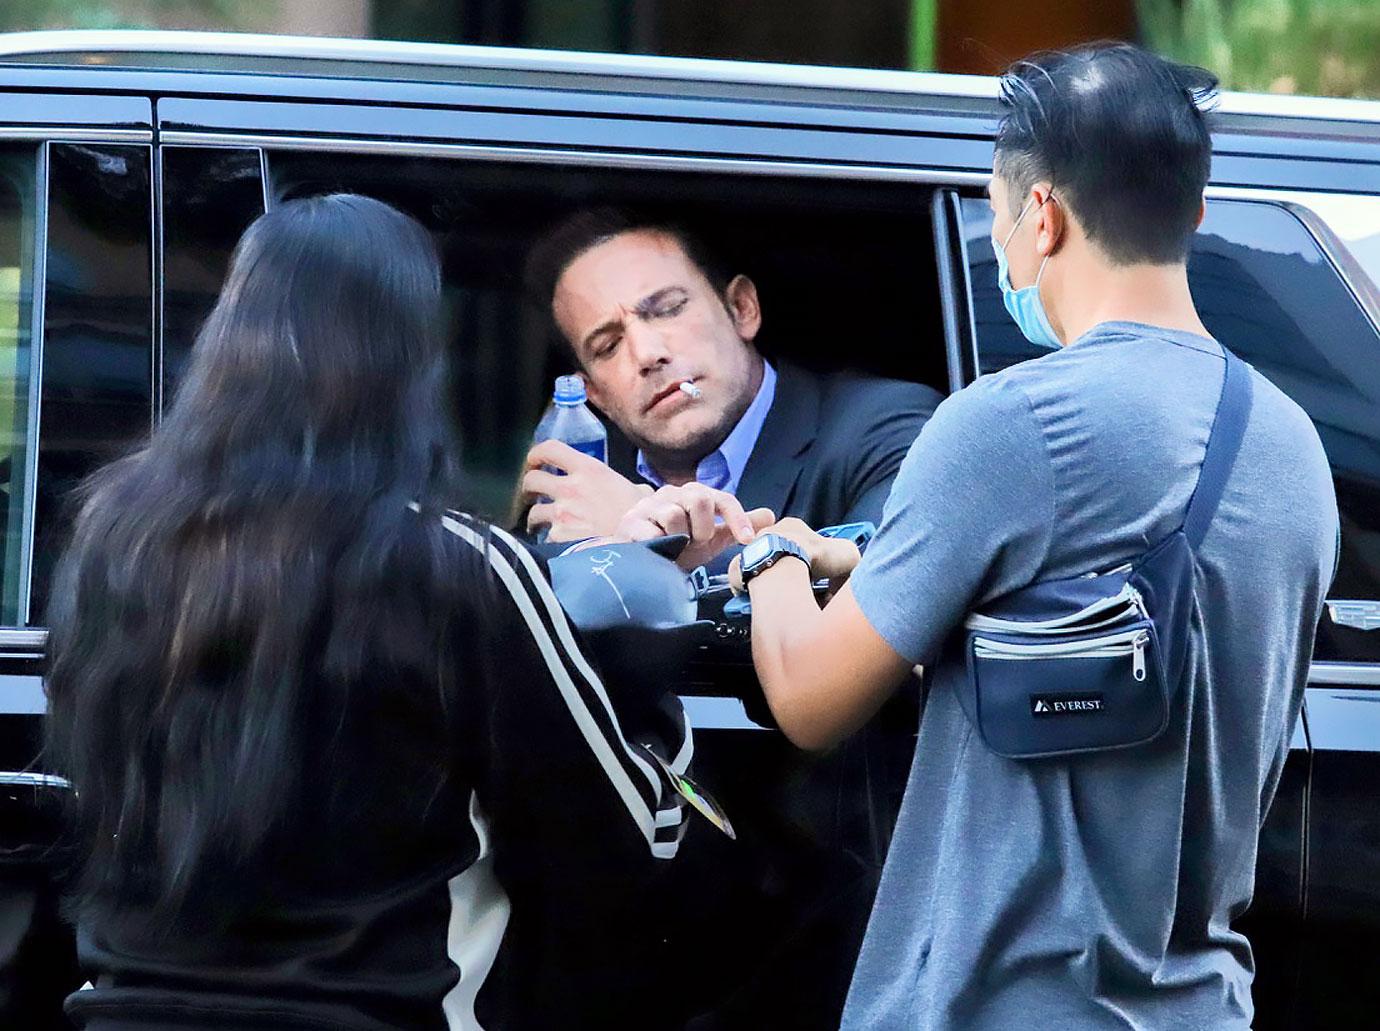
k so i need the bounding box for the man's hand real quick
[522,439,651,542]
[727,517,908,752]
[728,516,862,594]
[614,483,775,570]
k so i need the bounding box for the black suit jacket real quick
[614,359,941,533]
[617,361,942,1030]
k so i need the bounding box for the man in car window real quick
[520,207,940,547]
[707,43,1338,1030]
[519,209,942,1028]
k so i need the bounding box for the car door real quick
[1186,190,1380,1030]
[0,88,154,1029]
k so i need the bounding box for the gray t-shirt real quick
[844,322,1338,1030]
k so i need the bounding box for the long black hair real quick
[44,193,462,927]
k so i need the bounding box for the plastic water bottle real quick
[532,376,607,542]
[533,375,607,464]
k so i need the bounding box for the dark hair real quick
[994,42,1219,265]
[523,207,735,355]
[44,193,464,927]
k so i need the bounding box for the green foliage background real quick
[0,1,258,32]
[1137,0,1378,98]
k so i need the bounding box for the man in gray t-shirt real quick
[713,44,1339,1029]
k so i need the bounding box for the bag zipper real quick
[966,582,1146,635]
[974,629,1151,683]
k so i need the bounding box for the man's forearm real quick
[745,559,835,749]
[748,564,914,752]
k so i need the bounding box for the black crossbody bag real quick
[953,348,1253,759]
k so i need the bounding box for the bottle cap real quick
[553,375,586,404]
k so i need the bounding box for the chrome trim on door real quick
[0,628,47,649]
[18,143,48,627]
[0,126,151,144]
[0,771,68,789]
[0,672,46,714]
[159,132,994,186]
[1309,662,1380,686]
[258,147,272,211]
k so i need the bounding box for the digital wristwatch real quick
[738,533,810,587]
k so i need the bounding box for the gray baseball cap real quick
[548,536,712,682]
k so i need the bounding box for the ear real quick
[1195,198,1206,230]
[1033,185,1066,259]
[725,275,763,343]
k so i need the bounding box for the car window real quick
[0,148,39,626]
[160,147,266,411]
[262,150,949,523]
[960,194,1380,664]
[958,199,1048,376]
[1191,199,1380,663]
[30,144,154,623]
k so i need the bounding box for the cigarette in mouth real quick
[679,380,703,399]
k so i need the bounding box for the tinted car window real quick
[960,195,1380,664]
[958,199,1047,375]
[160,147,265,410]
[31,144,154,622]
[1191,200,1379,663]
[0,147,39,626]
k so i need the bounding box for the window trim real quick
[160,130,995,188]
[0,140,51,630]
[0,126,150,145]
[17,143,47,627]
[1310,662,1380,686]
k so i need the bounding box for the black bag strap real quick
[1183,347,1253,550]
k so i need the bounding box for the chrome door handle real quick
[0,771,69,789]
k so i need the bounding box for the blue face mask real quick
[993,195,1062,351]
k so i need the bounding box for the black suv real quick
[0,31,1376,1029]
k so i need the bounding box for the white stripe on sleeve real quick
[441,514,684,854]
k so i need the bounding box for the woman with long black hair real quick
[43,193,692,1030]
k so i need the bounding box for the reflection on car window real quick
[1283,191,1380,321]
[1191,200,1380,662]
[30,145,154,624]
[161,147,266,410]
[961,194,1380,663]
[0,149,38,625]
[959,198,1047,375]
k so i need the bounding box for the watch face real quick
[741,536,773,568]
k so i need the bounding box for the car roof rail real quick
[0,30,1377,126]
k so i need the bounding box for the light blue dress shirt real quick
[636,360,777,495]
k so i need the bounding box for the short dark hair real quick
[994,43,1219,265]
[523,207,736,353]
